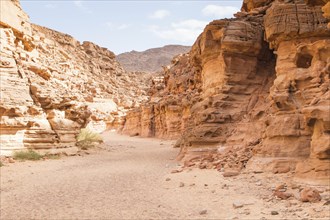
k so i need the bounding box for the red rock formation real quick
[300,187,322,202]
[123,0,330,185]
[323,1,330,28]
[260,1,330,184]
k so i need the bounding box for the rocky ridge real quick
[123,0,330,185]
[116,45,191,73]
[0,0,151,156]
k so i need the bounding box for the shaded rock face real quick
[122,53,201,139]
[123,0,330,185]
[0,0,150,156]
[116,45,191,73]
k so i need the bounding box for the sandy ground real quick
[0,131,329,220]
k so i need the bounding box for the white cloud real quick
[105,22,130,30]
[149,19,208,43]
[73,1,83,8]
[45,3,57,9]
[202,5,238,18]
[118,24,130,30]
[149,10,171,19]
[172,19,207,29]
[73,1,92,14]
[106,22,114,28]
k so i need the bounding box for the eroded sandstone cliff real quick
[0,0,150,156]
[123,0,330,185]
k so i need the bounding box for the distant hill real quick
[116,45,191,73]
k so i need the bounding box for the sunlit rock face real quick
[123,0,330,185]
[263,1,330,185]
[0,0,150,156]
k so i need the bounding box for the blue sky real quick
[21,1,242,54]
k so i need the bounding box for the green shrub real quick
[76,128,103,150]
[44,154,61,160]
[13,150,43,161]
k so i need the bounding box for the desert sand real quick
[0,131,329,220]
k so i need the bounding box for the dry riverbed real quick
[1,131,329,219]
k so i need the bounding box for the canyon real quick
[122,0,330,186]
[1,0,329,189]
[1,0,330,219]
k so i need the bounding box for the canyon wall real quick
[123,0,330,185]
[0,0,150,156]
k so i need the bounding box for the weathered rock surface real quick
[116,45,191,73]
[300,187,322,202]
[123,0,330,185]
[0,0,150,156]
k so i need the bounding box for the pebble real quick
[165,178,171,181]
[291,183,300,189]
[313,207,323,212]
[271,211,279,215]
[275,183,286,190]
[238,209,250,215]
[300,187,321,202]
[255,181,262,186]
[233,201,244,209]
[171,169,182,174]
[323,200,330,206]
[289,200,298,206]
[199,209,207,215]
[179,182,185,187]
[223,171,239,177]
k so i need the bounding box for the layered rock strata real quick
[0,0,150,156]
[123,0,330,185]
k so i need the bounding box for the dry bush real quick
[77,128,103,150]
[13,150,43,161]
